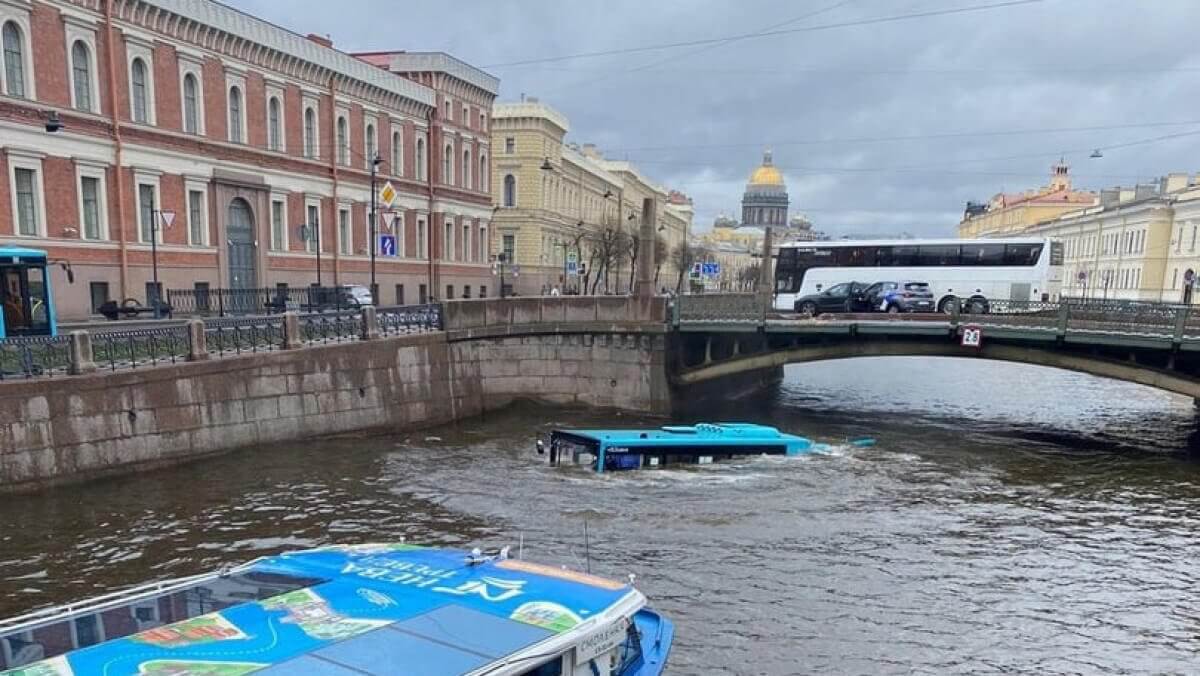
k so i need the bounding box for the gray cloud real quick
[227,0,1200,237]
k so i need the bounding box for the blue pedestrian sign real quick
[702,262,720,277]
[379,234,397,257]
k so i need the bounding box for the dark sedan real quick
[793,282,871,316]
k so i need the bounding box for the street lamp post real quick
[148,209,174,318]
[369,153,381,304]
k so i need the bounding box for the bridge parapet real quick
[443,296,666,332]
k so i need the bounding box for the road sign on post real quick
[961,324,983,348]
[159,210,176,228]
[379,181,397,208]
[379,234,397,257]
[566,252,579,276]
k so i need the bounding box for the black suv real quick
[862,281,935,313]
[793,282,871,316]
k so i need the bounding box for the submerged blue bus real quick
[0,246,58,340]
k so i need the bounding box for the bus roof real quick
[778,237,1048,248]
[0,245,49,261]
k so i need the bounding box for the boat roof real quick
[0,544,642,676]
[555,422,805,445]
[0,245,48,261]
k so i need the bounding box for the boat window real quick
[518,655,565,676]
[0,569,325,669]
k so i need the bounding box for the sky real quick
[226,0,1200,238]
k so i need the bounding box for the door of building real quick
[227,199,257,313]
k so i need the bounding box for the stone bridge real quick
[672,293,1200,401]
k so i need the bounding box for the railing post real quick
[187,319,209,361]
[1057,302,1070,337]
[361,306,380,340]
[1173,307,1188,344]
[949,300,961,330]
[282,311,303,349]
[217,290,226,317]
[68,330,96,375]
[670,295,680,328]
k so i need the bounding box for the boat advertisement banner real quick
[0,545,636,676]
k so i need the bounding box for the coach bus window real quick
[918,245,961,266]
[961,243,1005,266]
[1003,243,1043,266]
[874,247,893,267]
[836,247,873,267]
[893,246,919,266]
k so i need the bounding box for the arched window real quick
[2,21,25,98]
[391,130,402,176]
[228,86,243,143]
[443,143,453,185]
[268,97,282,151]
[462,149,471,190]
[303,107,316,158]
[479,154,488,193]
[336,116,348,165]
[416,138,426,180]
[183,73,199,134]
[71,41,91,111]
[365,123,376,169]
[503,174,516,207]
[130,58,149,123]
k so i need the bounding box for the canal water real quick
[3,357,1200,674]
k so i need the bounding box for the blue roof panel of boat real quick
[4,544,635,676]
[558,422,811,446]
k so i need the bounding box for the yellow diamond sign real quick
[379,181,397,208]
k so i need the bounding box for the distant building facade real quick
[957,161,1097,238]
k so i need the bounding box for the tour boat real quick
[0,543,672,675]
[541,422,860,473]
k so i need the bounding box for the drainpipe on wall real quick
[103,0,130,300]
[328,76,340,286]
[426,107,436,299]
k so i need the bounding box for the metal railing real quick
[300,309,365,344]
[675,292,761,322]
[92,327,192,371]
[167,286,365,317]
[204,316,286,357]
[0,336,72,380]
[377,304,443,336]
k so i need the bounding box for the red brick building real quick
[0,0,498,319]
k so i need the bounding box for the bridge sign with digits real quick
[961,324,983,348]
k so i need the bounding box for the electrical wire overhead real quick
[482,0,1043,69]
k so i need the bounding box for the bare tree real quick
[585,218,627,294]
[653,233,668,288]
[626,230,640,293]
[739,263,761,291]
[671,242,710,293]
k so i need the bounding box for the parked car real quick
[863,281,935,313]
[793,282,871,315]
[338,285,375,307]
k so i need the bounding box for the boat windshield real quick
[0,569,325,671]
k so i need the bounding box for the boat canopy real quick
[0,544,649,675]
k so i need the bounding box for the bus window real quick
[1,268,30,336]
[1004,243,1043,266]
[874,247,893,267]
[960,243,1005,266]
[27,268,50,334]
[918,245,961,266]
[835,246,873,267]
[893,246,919,266]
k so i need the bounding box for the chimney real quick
[1163,173,1189,193]
[306,33,333,49]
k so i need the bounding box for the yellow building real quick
[958,161,1097,238]
[490,99,691,295]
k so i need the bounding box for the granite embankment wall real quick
[0,297,667,492]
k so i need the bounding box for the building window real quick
[187,189,205,245]
[444,221,454,260]
[443,98,451,121]
[391,130,402,176]
[183,73,199,134]
[417,218,427,259]
[443,143,454,185]
[479,112,486,131]
[505,137,514,154]
[130,58,149,123]
[463,222,471,262]
[336,116,349,165]
[2,21,25,98]
[365,122,377,168]
[395,284,404,305]
[89,281,110,314]
[480,226,488,262]
[479,154,488,192]
[479,285,487,298]
[306,204,320,252]
[503,174,516,207]
[304,107,317,158]
[463,285,471,299]
[71,41,92,111]
[268,97,282,151]
[270,199,286,251]
[80,175,102,240]
[338,208,351,254]
[416,138,426,180]
[445,284,453,300]
[13,166,38,236]
[138,183,157,243]
[228,86,243,143]
[502,234,515,262]
[463,149,472,190]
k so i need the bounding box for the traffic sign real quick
[159,210,176,228]
[702,262,720,277]
[379,234,397,257]
[690,262,702,280]
[379,181,397,208]
[961,325,983,348]
[566,251,579,276]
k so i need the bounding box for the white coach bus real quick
[772,238,1064,312]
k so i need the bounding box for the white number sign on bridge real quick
[961,325,983,348]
